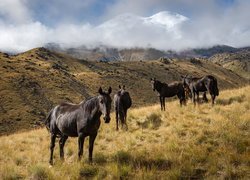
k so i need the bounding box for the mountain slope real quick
[209,49,250,79]
[0,48,249,134]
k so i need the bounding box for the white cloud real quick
[0,0,31,24]
[0,0,250,53]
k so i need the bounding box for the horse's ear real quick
[181,75,184,78]
[108,87,112,94]
[123,85,125,90]
[98,87,103,94]
[119,85,121,89]
[150,78,153,81]
[153,77,156,80]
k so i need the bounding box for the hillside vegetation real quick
[0,47,249,134]
[209,50,250,79]
[0,86,249,179]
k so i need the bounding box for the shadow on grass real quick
[216,95,245,105]
[114,150,172,171]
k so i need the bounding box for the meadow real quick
[0,86,249,179]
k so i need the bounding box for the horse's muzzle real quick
[104,116,111,123]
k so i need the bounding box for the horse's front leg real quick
[196,92,200,104]
[159,96,163,111]
[192,91,196,106]
[89,132,97,162]
[163,97,166,111]
[78,133,85,161]
[49,133,56,165]
[59,135,68,161]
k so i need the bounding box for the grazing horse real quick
[150,78,186,111]
[45,87,112,165]
[182,75,219,105]
[114,85,132,130]
[184,84,208,103]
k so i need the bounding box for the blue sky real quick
[0,0,249,52]
[41,0,235,24]
[0,0,237,25]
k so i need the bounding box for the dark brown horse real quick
[184,84,208,103]
[182,75,219,105]
[150,78,186,111]
[114,85,132,130]
[45,87,112,165]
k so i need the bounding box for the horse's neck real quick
[156,81,167,92]
[82,97,102,120]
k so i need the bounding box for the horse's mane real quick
[156,80,168,87]
[81,96,99,112]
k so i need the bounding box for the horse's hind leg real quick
[203,92,208,103]
[89,132,97,162]
[78,133,85,161]
[49,133,56,165]
[211,94,215,105]
[124,109,128,130]
[59,135,68,161]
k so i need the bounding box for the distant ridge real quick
[45,43,250,61]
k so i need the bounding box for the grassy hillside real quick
[0,86,249,179]
[209,50,250,79]
[0,47,249,134]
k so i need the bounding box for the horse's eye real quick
[100,100,104,104]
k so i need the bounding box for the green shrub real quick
[136,113,162,129]
[118,165,131,179]
[79,165,98,178]
[94,153,108,164]
[146,113,162,129]
[115,150,132,164]
[2,167,23,180]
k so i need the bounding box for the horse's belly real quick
[56,117,78,137]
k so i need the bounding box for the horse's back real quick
[164,81,184,96]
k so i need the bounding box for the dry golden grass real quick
[0,86,249,179]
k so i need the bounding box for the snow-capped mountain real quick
[144,11,188,29]
[96,11,188,48]
[98,11,188,30]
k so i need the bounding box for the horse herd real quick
[45,75,219,165]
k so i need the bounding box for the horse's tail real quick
[213,78,219,96]
[44,108,53,131]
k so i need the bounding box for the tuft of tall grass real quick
[29,164,54,180]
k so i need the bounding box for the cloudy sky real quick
[0,0,250,52]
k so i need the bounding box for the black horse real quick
[114,85,132,130]
[182,75,219,105]
[150,78,186,111]
[45,87,112,165]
